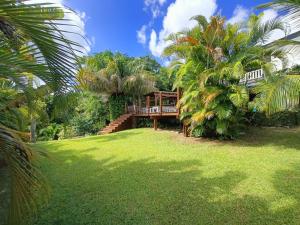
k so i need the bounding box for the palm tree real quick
[258,0,300,26]
[255,0,300,116]
[123,71,157,107]
[78,53,157,121]
[0,1,85,224]
[164,14,289,138]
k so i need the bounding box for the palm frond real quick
[0,0,87,91]
[0,126,49,225]
[250,16,287,45]
[253,74,300,115]
[258,0,300,27]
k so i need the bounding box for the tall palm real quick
[0,1,85,224]
[123,71,157,106]
[79,53,157,120]
[164,14,289,138]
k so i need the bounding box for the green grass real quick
[33,128,300,225]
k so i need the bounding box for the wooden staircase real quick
[100,113,133,135]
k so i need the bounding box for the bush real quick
[137,118,153,128]
[71,93,108,136]
[58,126,77,140]
[108,95,126,122]
[38,123,62,141]
[250,111,300,127]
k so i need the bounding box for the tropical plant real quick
[70,92,108,135]
[258,0,300,26]
[255,0,300,116]
[164,14,290,138]
[78,52,157,121]
[0,1,85,224]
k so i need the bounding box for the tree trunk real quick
[30,116,36,143]
[138,96,142,109]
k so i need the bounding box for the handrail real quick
[127,105,178,115]
[240,69,264,85]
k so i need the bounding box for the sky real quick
[40,0,285,60]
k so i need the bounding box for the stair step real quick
[100,113,132,135]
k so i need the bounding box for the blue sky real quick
[63,0,271,58]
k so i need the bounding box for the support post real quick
[176,88,180,118]
[146,95,150,115]
[153,118,158,131]
[132,116,137,128]
[159,92,162,115]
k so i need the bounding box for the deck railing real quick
[240,69,265,86]
[127,105,178,115]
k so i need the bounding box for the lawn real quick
[32,128,300,225]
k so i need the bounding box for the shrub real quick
[250,111,300,127]
[38,123,62,141]
[108,95,126,121]
[71,93,108,136]
[58,126,77,140]
[137,118,153,128]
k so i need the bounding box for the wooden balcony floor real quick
[133,112,179,117]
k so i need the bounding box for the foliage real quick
[256,1,300,116]
[71,92,108,135]
[58,126,77,140]
[108,94,126,122]
[78,52,168,102]
[0,1,85,224]
[258,0,300,28]
[164,13,300,139]
[0,79,28,131]
[32,128,300,225]
[38,123,62,141]
[250,110,300,127]
[251,74,300,116]
[0,126,49,225]
[81,53,157,99]
[137,118,153,128]
[0,0,82,92]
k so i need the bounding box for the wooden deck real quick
[126,90,180,130]
[126,90,180,118]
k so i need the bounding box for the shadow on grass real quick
[35,130,143,151]
[32,150,300,225]
[185,127,300,151]
[234,127,300,150]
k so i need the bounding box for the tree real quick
[164,14,290,138]
[255,0,300,115]
[78,52,157,121]
[0,1,85,224]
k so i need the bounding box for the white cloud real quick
[137,25,147,44]
[227,5,250,24]
[149,29,160,57]
[144,0,167,18]
[149,0,217,57]
[145,0,166,7]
